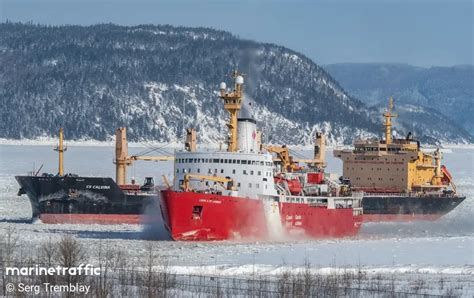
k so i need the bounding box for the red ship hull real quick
[280,203,361,238]
[161,190,361,241]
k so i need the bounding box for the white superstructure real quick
[173,150,277,198]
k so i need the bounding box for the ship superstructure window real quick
[258,171,261,176]
[242,160,247,165]
[232,169,236,174]
[243,170,247,175]
[221,169,224,174]
[250,170,254,175]
[256,184,260,188]
[249,183,252,188]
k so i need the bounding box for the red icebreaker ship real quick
[160,72,363,241]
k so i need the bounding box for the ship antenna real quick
[219,70,245,152]
[383,97,398,145]
[54,128,67,176]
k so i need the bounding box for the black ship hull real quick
[362,195,466,222]
[15,175,159,224]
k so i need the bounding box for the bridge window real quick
[237,160,241,164]
[213,159,219,163]
[232,159,236,164]
[220,159,224,163]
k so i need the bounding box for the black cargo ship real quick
[360,193,465,221]
[15,128,169,224]
[16,175,158,224]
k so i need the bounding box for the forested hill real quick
[325,63,474,139]
[0,23,471,144]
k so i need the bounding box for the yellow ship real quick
[333,98,465,221]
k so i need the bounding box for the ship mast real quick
[219,71,244,152]
[54,128,67,176]
[383,97,398,145]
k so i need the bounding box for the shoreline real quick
[1,138,474,150]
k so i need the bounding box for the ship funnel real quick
[237,118,258,153]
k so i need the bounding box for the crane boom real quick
[182,174,235,192]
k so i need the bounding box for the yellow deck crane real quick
[53,128,67,176]
[181,174,235,192]
[264,132,327,172]
[114,127,174,185]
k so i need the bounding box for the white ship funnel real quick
[237,118,258,153]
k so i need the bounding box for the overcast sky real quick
[1,0,472,67]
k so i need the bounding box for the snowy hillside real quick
[324,63,474,139]
[0,23,470,144]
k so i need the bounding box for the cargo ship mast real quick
[219,71,244,152]
[53,128,67,176]
[383,97,398,144]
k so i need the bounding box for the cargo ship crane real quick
[53,128,67,176]
[219,71,245,152]
[114,127,174,185]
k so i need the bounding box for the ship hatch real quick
[192,206,203,219]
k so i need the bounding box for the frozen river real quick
[0,144,473,290]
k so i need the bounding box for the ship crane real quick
[114,127,174,185]
[181,174,235,192]
[264,132,327,172]
[53,128,67,176]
